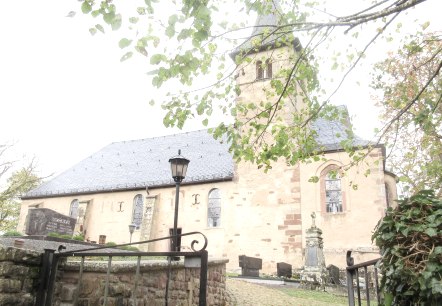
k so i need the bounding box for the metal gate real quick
[346,251,381,306]
[35,231,208,306]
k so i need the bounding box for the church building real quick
[18,3,397,273]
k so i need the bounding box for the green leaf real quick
[89,27,97,35]
[95,24,105,33]
[81,1,92,14]
[202,119,208,126]
[308,176,319,183]
[111,14,122,31]
[424,227,437,237]
[150,54,167,65]
[118,38,132,49]
[120,51,133,62]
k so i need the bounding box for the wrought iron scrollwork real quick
[181,231,208,252]
[59,230,208,255]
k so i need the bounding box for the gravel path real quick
[226,278,345,306]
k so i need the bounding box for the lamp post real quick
[128,224,136,243]
[168,150,190,253]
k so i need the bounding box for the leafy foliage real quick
[372,190,442,305]
[47,232,73,240]
[0,144,41,232]
[78,0,438,174]
[1,230,23,237]
[372,33,442,197]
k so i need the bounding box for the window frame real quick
[69,199,79,219]
[207,188,221,228]
[320,165,346,214]
[256,59,272,80]
[132,194,144,230]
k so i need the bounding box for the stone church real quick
[18,4,397,273]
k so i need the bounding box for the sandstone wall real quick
[0,245,227,306]
[0,246,41,305]
[56,259,227,306]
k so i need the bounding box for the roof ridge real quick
[110,128,212,145]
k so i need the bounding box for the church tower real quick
[230,1,306,128]
[227,1,307,271]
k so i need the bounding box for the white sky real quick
[0,0,440,180]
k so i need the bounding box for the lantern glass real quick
[128,224,136,234]
[169,151,190,182]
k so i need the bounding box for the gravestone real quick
[301,212,327,287]
[277,262,292,278]
[327,264,341,284]
[238,255,262,277]
[25,208,76,236]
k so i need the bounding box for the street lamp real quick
[128,224,136,243]
[168,149,190,253]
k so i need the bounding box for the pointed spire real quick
[230,0,301,60]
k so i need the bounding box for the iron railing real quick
[36,231,208,306]
[346,251,381,306]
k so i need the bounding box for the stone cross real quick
[311,212,316,228]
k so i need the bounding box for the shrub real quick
[105,242,117,247]
[2,230,23,237]
[372,190,442,305]
[120,246,139,251]
[72,234,85,241]
[47,232,73,240]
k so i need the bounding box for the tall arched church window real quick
[132,194,144,229]
[325,172,343,213]
[256,59,272,80]
[208,188,221,227]
[70,199,79,219]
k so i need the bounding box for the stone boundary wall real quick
[56,259,228,305]
[0,245,228,305]
[0,246,42,306]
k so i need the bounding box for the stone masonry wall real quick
[57,259,227,306]
[0,244,227,306]
[0,246,41,306]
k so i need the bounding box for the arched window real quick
[208,188,221,227]
[256,59,272,80]
[325,172,343,213]
[70,199,79,219]
[132,194,144,229]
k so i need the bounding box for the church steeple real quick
[231,1,300,60]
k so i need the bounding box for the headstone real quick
[300,212,327,287]
[25,208,76,236]
[327,264,341,284]
[277,262,292,278]
[238,255,262,277]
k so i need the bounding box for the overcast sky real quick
[0,0,440,180]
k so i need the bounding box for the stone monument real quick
[301,212,327,288]
[25,208,76,236]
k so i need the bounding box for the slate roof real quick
[312,117,369,151]
[24,114,370,199]
[24,130,235,199]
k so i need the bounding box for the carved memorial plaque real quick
[25,208,76,236]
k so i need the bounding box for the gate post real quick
[44,253,61,306]
[36,249,55,306]
[199,250,208,306]
[346,251,355,306]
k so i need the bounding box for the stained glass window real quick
[208,189,221,227]
[69,199,79,219]
[132,194,144,229]
[325,172,343,213]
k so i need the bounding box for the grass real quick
[277,287,348,305]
